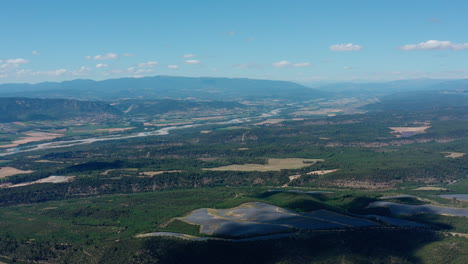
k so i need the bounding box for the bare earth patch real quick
[173,202,378,237]
[288,174,301,181]
[200,130,213,134]
[307,169,339,175]
[34,159,63,163]
[8,176,75,188]
[95,127,136,132]
[389,126,431,138]
[12,121,27,126]
[141,170,183,176]
[100,168,138,175]
[0,167,34,178]
[144,122,192,127]
[254,119,285,125]
[192,116,226,121]
[204,158,324,172]
[447,232,468,238]
[292,109,342,116]
[0,131,64,149]
[442,152,465,158]
[413,186,449,191]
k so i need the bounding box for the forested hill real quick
[0,76,326,100]
[0,97,120,122]
[112,99,245,115]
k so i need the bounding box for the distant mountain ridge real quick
[0,97,120,122]
[0,76,325,101]
[363,89,468,112]
[311,79,468,97]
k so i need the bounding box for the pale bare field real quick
[12,121,27,126]
[292,109,342,116]
[100,168,138,175]
[204,158,324,172]
[413,186,448,191]
[0,167,34,178]
[283,169,338,186]
[34,159,64,163]
[8,176,75,188]
[389,126,431,133]
[442,152,465,158]
[447,232,468,238]
[307,169,339,175]
[0,143,18,148]
[288,174,301,181]
[389,126,430,137]
[95,127,136,132]
[192,116,226,121]
[144,122,192,127]
[0,132,64,149]
[254,119,285,125]
[141,170,183,176]
[200,130,213,134]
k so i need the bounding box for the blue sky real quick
[2,0,468,83]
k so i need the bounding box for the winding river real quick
[0,109,282,157]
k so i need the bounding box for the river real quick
[0,108,282,157]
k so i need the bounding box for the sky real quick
[2,0,468,84]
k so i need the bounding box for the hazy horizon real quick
[2,0,468,84]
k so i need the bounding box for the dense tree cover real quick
[112,99,246,116]
[0,97,120,122]
[1,88,468,263]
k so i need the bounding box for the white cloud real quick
[272,61,311,68]
[272,61,292,68]
[52,69,67,76]
[0,63,15,69]
[32,50,40,55]
[183,54,196,58]
[37,69,68,76]
[0,58,30,70]
[399,40,468,50]
[227,31,235,36]
[72,66,91,75]
[329,43,363,51]
[86,53,118,60]
[123,53,135,57]
[233,63,262,69]
[343,66,352,70]
[138,61,158,68]
[292,62,311,67]
[168,65,179,69]
[96,63,108,68]
[184,59,200,64]
[134,68,154,74]
[6,58,29,64]
[107,67,154,76]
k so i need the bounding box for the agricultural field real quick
[204,158,324,172]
